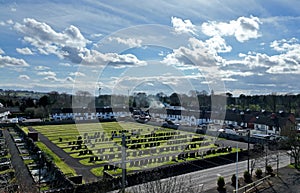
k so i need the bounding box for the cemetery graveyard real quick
[24,122,234,179]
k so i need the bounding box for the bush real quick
[217,176,226,191]
[243,170,252,183]
[255,168,263,178]
[266,165,273,175]
[266,165,273,174]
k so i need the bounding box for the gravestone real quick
[126,161,132,167]
[134,161,139,167]
[89,157,94,162]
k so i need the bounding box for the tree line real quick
[1,89,300,118]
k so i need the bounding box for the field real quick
[25,121,234,177]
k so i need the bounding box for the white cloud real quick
[266,63,300,74]
[43,75,76,83]
[0,20,14,26]
[6,19,14,25]
[205,35,232,53]
[0,48,4,55]
[91,33,103,38]
[44,76,58,81]
[240,53,273,68]
[161,37,224,67]
[14,18,90,61]
[16,47,34,55]
[201,16,262,42]
[18,75,30,80]
[0,55,29,67]
[65,76,75,83]
[225,38,300,75]
[171,16,197,35]
[260,38,300,74]
[12,18,147,68]
[108,37,142,47]
[69,72,86,77]
[35,65,50,71]
[80,50,146,67]
[270,38,298,52]
[59,62,71,67]
[37,71,56,77]
[222,69,254,77]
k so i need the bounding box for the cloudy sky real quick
[0,0,300,96]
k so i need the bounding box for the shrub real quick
[266,165,273,174]
[255,168,263,179]
[243,170,252,183]
[217,176,226,191]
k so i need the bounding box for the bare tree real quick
[285,135,300,168]
[128,173,203,193]
[270,126,300,169]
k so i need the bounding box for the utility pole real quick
[247,129,250,172]
[235,143,239,192]
[121,133,126,193]
[265,142,268,173]
[277,152,279,176]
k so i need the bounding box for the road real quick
[118,151,290,193]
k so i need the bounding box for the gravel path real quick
[33,129,97,183]
[4,128,37,193]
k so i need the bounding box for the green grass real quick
[288,163,300,169]
[90,167,104,176]
[35,141,77,176]
[0,168,14,175]
[23,159,35,165]
[21,127,30,134]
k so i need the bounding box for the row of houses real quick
[0,109,15,123]
[50,107,297,137]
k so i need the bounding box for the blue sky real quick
[0,0,300,96]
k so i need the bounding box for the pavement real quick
[4,128,37,193]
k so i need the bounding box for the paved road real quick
[121,152,290,193]
[4,129,37,193]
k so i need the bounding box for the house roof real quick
[225,110,296,127]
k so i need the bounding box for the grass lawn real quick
[35,141,77,177]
